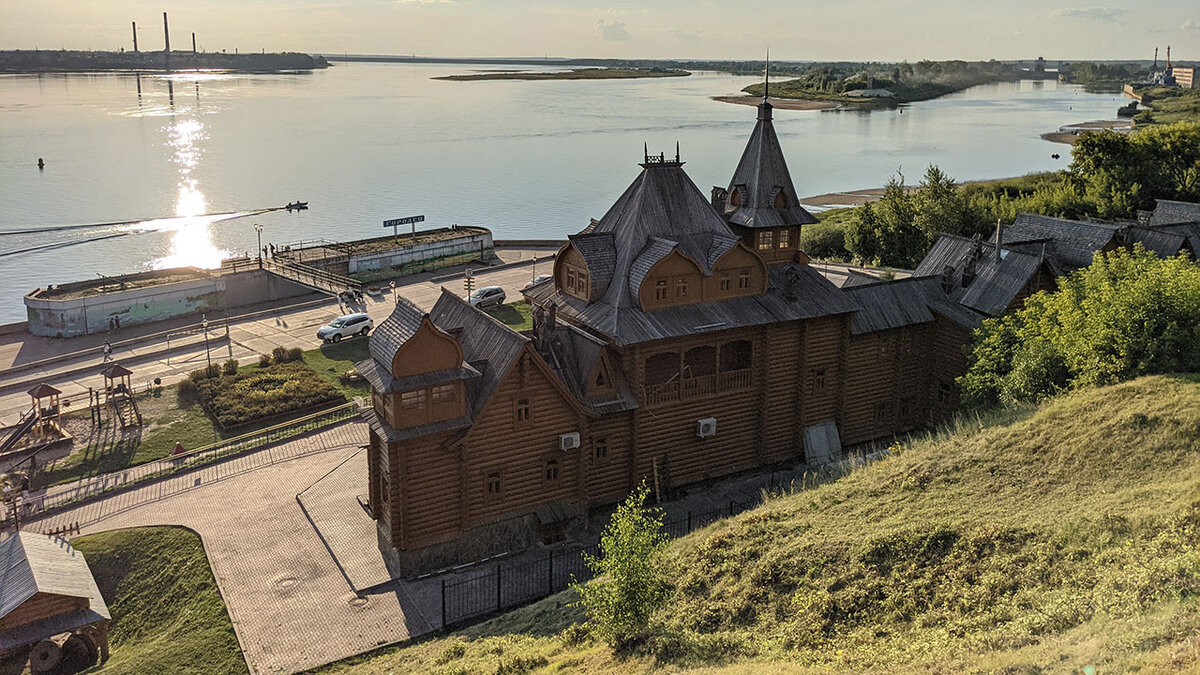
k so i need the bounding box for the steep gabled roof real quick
[844,276,984,335]
[1128,227,1194,258]
[367,297,426,370]
[914,234,1051,317]
[1003,213,1119,269]
[724,101,818,229]
[1150,199,1200,226]
[0,533,110,649]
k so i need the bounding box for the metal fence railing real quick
[439,498,756,627]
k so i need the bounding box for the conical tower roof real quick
[724,95,818,229]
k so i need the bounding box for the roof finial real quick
[675,141,680,163]
[764,46,770,102]
[644,141,648,163]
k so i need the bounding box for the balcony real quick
[643,368,752,406]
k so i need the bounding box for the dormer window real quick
[773,190,789,210]
[778,228,791,249]
[729,187,743,207]
[655,279,668,300]
[675,278,689,298]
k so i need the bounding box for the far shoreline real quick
[800,175,1032,209]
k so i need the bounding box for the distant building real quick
[844,88,895,98]
[1173,66,1195,89]
[1001,210,1198,271]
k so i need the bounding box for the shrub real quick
[189,367,210,382]
[192,362,346,428]
[222,359,239,376]
[272,346,288,364]
[572,482,671,649]
[258,354,271,368]
[177,377,198,402]
[286,347,303,363]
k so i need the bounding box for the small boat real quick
[285,201,309,211]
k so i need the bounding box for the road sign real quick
[383,215,425,227]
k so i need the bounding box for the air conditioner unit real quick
[559,432,581,451]
[697,417,717,439]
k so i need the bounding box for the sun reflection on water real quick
[152,116,231,269]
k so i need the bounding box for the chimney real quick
[711,186,727,213]
[994,218,1002,263]
[132,22,138,52]
[192,32,197,54]
[163,12,170,53]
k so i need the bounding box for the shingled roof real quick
[526,263,860,344]
[914,234,1053,317]
[0,533,110,651]
[1002,213,1119,269]
[844,276,984,335]
[723,100,818,230]
[1150,199,1200,226]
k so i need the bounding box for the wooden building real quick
[360,94,1048,573]
[0,532,110,672]
[1002,210,1198,271]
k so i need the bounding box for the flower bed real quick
[194,362,346,430]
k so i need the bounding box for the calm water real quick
[0,63,1126,323]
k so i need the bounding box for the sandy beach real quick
[799,176,1028,209]
[713,95,839,111]
[1041,119,1133,145]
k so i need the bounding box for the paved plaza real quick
[29,423,445,675]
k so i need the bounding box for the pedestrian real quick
[114,316,120,330]
[19,473,29,493]
[102,341,112,362]
[108,317,114,332]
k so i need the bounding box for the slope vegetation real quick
[72,526,247,675]
[317,374,1200,674]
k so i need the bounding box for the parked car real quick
[469,286,506,308]
[523,274,553,290]
[317,313,374,343]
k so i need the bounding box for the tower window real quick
[515,398,531,423]
[778,228,791,249]
[655,279,668,300]
[757,231,774,251]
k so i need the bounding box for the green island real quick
[71,526,248,675]
[739,60,1042,107]
[0,49,328,73]
[304,372,1200,674]
[434,67,690,81]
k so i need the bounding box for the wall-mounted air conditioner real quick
[559,432,581,451]
[697,417,717,439]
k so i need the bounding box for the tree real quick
[572,482,671,649]
[960,246,1200,407]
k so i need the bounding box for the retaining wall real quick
[24,268,317,338]
[348,230,495,276]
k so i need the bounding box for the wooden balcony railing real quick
[643,368,752,406]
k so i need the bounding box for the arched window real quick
[719,340,752,372]
[644,352,680,385]
[683,346,717,378]
[729,188,743,207]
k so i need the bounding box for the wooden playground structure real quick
[90,363,143,429]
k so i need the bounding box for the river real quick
[0,63,1127,323]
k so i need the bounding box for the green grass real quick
[194,362,345,429]
[1134,87,1200,125]
[312,374,1200,674]
[299,339,373,399]
[73,526,247,675]
[434,68,689,81]
[483,301,534,332]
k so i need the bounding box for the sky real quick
[3,0,1199,62]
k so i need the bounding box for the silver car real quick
[317,313,374,343]
[469,286,506,308]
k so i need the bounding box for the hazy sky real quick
[4,1,1198,61]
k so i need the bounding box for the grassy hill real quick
[72,526,247,675]
[314,374,1200,674]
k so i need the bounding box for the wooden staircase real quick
[109,395,142,428]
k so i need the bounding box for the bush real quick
[286,347,303,363]
[222,359,239,376]
[572,482,671,649]
[960,246,1200,406]
[188,363,222,381]
[272,346,288,364]
[189,367,210,382]
[258,354,271,368]
[177,377,198,402]
[192,362,346,429]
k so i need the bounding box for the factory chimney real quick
[192,32,197,53]
[163,12,170,53]
[132,21,138,52]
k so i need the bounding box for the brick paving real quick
[26,422,442,675]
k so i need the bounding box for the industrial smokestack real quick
[162,12,170,53]
[132,21,138,52]
[192,32,197,53]
[994,219,1002,263]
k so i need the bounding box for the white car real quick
[469,286,506,308]
[317,313,374,343]
[523,274,552,290]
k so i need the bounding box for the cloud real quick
[1050,7,1127,21]
[1183,18,1200,30]
[596,20,630,41]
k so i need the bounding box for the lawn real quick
[72,526,247,675]
[300,338,373,399]
[482,300,534,331]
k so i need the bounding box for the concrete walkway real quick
[29,422,444,675]
[0,246,560,420]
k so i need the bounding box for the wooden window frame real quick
[400,389,426,411]
[566,268,576,291]
[757,230,774,251]
[432,384,457,404]
[654,279,668,301]
[514,397,532,425]
[543,456,561,483]
[719,273,732,292]
[812,368,827,392]
[484,469,504,502]
[674,277,688,298]
[778,228,791,249]
[737,268,752,290]
[592,435,609,462]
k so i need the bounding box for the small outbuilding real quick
[0,532,110,673]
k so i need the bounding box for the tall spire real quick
[763,47,770,102]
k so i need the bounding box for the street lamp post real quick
[254,223,263,269]
[532,256,538,281]
[390,280,396,304]
[201,314,211,368]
